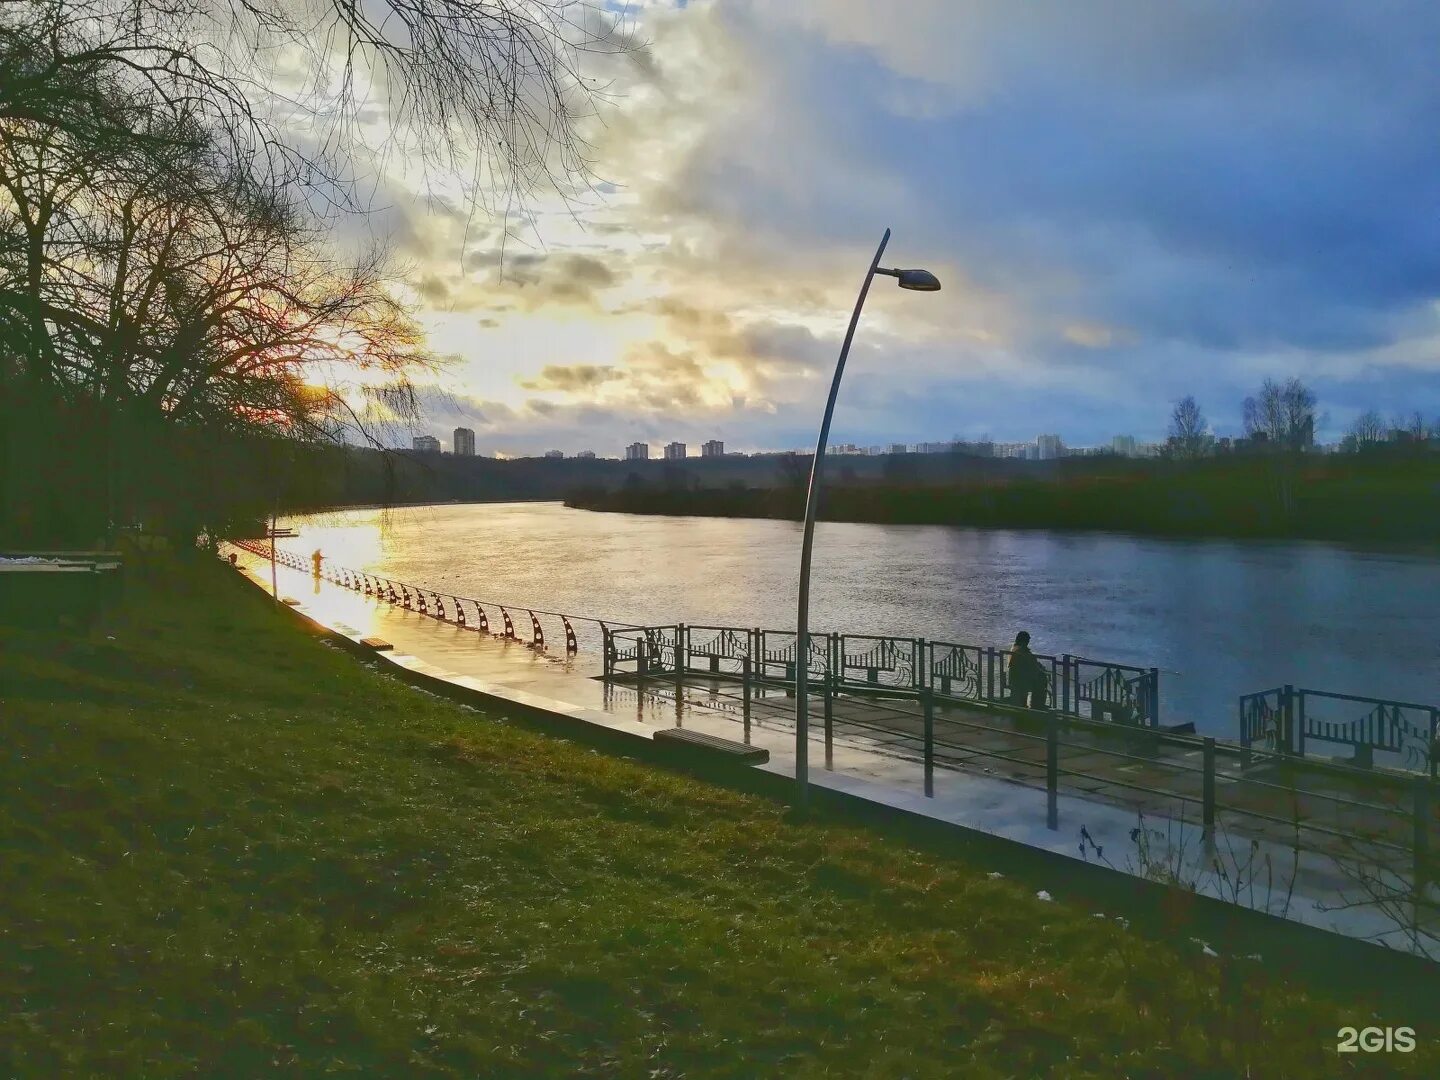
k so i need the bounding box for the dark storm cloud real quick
[720,3,1440,357]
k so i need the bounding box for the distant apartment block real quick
[701,440,724,458]
[663,441,686,460]
[624,442,649,461]
[888,443,908,455]
[453,427,476,456]
[544,450,563,459]
[827,443,866,455]
[1111,434,1137,457]
[412,435,441,453]
[1035,434,1063,460]
[576,450,596,459]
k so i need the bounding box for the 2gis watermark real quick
[1336,1027,1416,1054]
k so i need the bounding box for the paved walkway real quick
[227,547,1437,953]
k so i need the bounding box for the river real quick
[281,501,1439,738]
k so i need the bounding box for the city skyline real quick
[410,427,1367,462]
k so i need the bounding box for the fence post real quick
[986,649,996,703]
[1062,655,1072,715]
[1296,691,1307,758]
[674,625,686,699]
[602,627,611,679]
[1203,737,1216,838]
[1414,779,1430,896]
[824,674,834,770]
[1283,684,1296,755]
[637,640,649,683]
[1431,709,1438,781]
[1046,713,1059,830]
[1149,668,1161,727]
[742,657,752,742]
[923,688,935,797]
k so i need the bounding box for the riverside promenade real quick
[225,543,1438,954]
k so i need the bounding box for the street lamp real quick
[794,227,940,808]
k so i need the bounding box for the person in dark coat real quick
[1008,630,1048,709]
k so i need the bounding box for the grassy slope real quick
[0,558,1430,1077]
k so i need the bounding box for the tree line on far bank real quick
[564,452,1440,544]
[565,376,1439,543]
[1166,377,1440,458]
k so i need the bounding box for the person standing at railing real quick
[1008,631,1048,710]
[311,549,323,579]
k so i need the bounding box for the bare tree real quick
[1342,409,1387,452]
[1242,377,1316,451]
[0,26,435,539]
[4,1,634,213]
[1389,410,1429,443]
[1166,395,1209,459]
[774,451,813,491]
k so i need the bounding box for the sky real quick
[344,0,1440,457]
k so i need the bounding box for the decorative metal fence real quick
[1240,684,1439,776]
[227,539,610,658]
[229,540,1436,777]
[685,625,754,676]
[593,621,1163,729]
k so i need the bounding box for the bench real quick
[652,727,769,765]
[359,637,394,651]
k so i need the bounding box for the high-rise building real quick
[624,442,649,461]
[663,441,686,460]
[576,450,596,459]
[412,435,440,453]
[1035,434,1063,460]
[544,450,563,459]
[888,443,908,455]
[701,440,724,458]
[1111,434,1137,457]
[453,427,476,456]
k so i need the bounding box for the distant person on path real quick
[311,549,323,578]
[1008,631,1048,710]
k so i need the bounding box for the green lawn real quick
[0,557,1430,1076]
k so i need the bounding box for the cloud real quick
[363,0,1440,448]
[519,364,623,392]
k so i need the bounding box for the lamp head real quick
[894,268,941,291]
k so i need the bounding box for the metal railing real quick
[1241,685,1439,776]
[226,539,630,657]
[227,539,1435,780]
[597,622,1162,729]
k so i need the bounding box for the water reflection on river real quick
[283,502,1439,736]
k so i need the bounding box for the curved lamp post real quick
[795,227,940,807]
